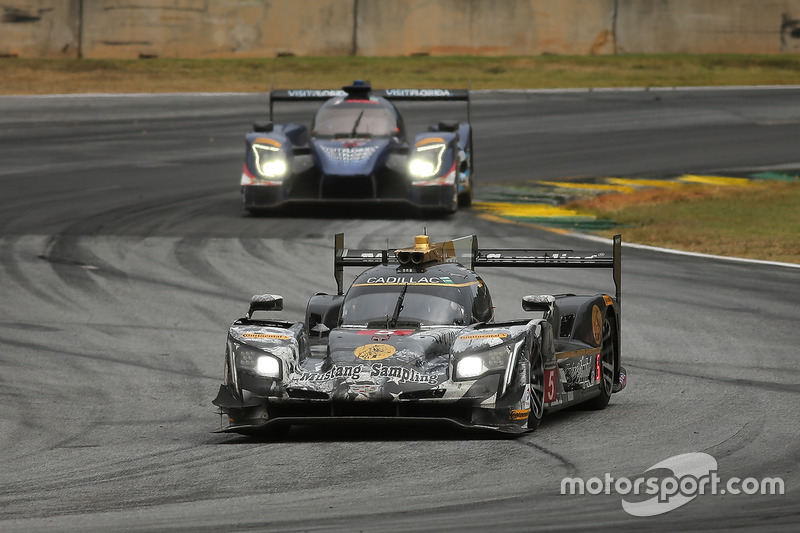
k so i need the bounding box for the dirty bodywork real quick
[213,233,626,436]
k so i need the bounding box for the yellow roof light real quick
[395,235,456,265]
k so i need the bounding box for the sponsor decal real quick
[295,363,438,385]
[510,409,530,421]
[242,333,291,340]
[485,252,605,261]
[298,364,364,382]
[354,343,396,361]
[354,276,477,287]
[459,333,509,340]
[356,329,414,336]
[364,276,448,284]
[384,89,454,97]
[592,305,602,345]
[351,384,379,395]
[286,89,346,98]
[563,355,594,391]
[370,363,439,384]
[603,294,614,307]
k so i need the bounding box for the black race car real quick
[213,233,627,436]
[240,81,473,213]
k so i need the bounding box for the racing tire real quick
[458,137,474,208]
[458,175,473,208]
[584,316,616,410]
[527,345,546,431]
[446,182,459,214]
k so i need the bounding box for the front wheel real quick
[445,182,459,214]
[458,174,473,208]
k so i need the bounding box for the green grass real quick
[3,54,800,94]
[568,182,800,263]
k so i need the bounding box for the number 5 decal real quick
[544,368,557,403]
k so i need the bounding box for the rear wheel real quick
[528,346,545,430]
[585,316,616,410]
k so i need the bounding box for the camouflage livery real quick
[212,234,627,436]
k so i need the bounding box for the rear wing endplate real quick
[333,233,622,306]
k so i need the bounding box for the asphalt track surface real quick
[0,89,798,532]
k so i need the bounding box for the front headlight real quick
[409,143,446,180]
[454,344,512,380]
[252,144,288,179]
[235,344,282,379]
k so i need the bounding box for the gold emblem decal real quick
[354,344,396,361]
[592,305,603,345]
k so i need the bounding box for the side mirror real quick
[248,294,283,318]
[522,294,555,312]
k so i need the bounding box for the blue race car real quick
[240,81,473,213]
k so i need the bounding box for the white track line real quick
[571,232,800,269]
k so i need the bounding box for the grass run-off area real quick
[3,54,800,94]
[566,181,800,264]
[4,54,799,263]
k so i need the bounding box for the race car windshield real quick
[313,105,397,138]
[341,286,467,327]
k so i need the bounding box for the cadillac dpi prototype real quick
[240,80,473,213]
[213,234,627,436]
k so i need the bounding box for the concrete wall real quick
[355,0,617,56]
[616,0,800,54]
[2,0,800,58]
[0,1,80,57]
[80,0,354,59]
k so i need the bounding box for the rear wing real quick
[333,233,622,306]
[269,87,470,122]
[474,235,622,306]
